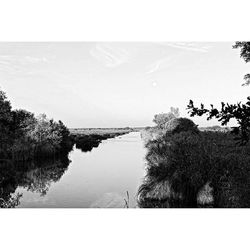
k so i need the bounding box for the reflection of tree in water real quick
[0,193,22,208]
[19,158,70,196]
[0,157,70,207]
[0,159,21,207]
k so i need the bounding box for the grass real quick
[69,127,133,135]
[124,191,130,208]
[138,128,250,208]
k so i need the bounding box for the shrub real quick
[163,117,199,134]
[153,107,180,129]
[138,130,250,208]
[0,89,73,161]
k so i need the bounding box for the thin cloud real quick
[146,56,178,74]
[0,55,50,64]
[90,43,129,68]
[0,55,50,75]
[159,42,213,53]
[146,42,214,74]
[23,56,49,64]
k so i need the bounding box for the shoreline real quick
[70,128,134,152]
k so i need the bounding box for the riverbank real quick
[69,128,134,152]
[138,119,250,208]
[9,132,145,208]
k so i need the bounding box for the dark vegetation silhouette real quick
[0,89,132,207]
[0,157,70,207]
[233,42,250,86]
[0,89,74,161]
[138,126,250,208]
[187,42,250,145]
[73,131,130,152]
[0,89,74,207]
[138,43,250,207]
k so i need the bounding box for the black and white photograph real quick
[1,1,250,249]
[1,42,250,208]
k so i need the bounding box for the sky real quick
[0,42,249,128]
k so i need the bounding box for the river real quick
[14,132,146,208]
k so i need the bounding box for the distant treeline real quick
[0,89,74,162]
[69,127,144,134]
[70,128,132,152]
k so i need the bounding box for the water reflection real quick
[90,192,126,208]
[0,159,19,208]
[1,132,145,208]
[19,158,70,196]
[0,157,70,208]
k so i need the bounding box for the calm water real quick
[14,132,146,208]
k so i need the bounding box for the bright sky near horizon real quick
[0,42,249,128]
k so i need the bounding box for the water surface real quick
[15,132,146,208]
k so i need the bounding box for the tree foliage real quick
[0,88,73,161]
[153,107,180,128]
[187,42,250,144]
[187,98,250,144]
[0,90,13,156]
[233,42,250,86]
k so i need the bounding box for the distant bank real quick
[69,127,145,152]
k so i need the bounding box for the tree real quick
[187,99,250,144]
[187,42,250,144]
[12,109,36,137]
[0,90,13,157]
[233,42,250,86]
[170,107,180,118]
[1,88,73,160]
[27,114,61,147]
[153,107,180,128]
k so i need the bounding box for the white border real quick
[0,0,249,41]
[0,209,250,250]
[1,0,250,249]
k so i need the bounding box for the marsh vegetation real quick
[70,128,132,152]
[138,124,250,208]
[0,90,134,207]
[1,42,250,208]
[137,43,250,208]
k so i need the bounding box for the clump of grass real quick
[163,117,199,134]
[138,129,250,208]
[124,191,130,208]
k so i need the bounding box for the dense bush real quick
[0,89,74,161]
[0,91,14,158]
[163,117,199,134]
[138,129,250,208]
